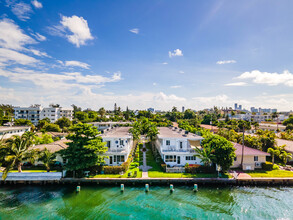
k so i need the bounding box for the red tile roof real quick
[233,142,270,156]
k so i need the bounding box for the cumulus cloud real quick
[224,82,247,86]
[170,85,182,89]
[237,70,293,87]
[50,15,94,47]
[0,18,36,50]
[31,0,42,9]
[0,48,38,66]
[129,28,139,34]
[169,49,183,58]
[216,60,236,64]
[10,2,33,21]
[154,92,186,102]
[64,60,90,69]
[192,94,229,103]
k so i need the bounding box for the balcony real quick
[107,148,128,153]
[161,146,196,153]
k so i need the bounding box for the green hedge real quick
[104,166,124,174]
[261,162,279,171]
[185,165,215,174]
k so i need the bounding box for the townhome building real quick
[88,121,131,133]
[0,126,31,139]
[154,127,204,167]
[100,127,133,166]
[14,105,73,125]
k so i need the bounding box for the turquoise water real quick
[0,185,292,219]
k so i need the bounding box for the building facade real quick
[154,127,204,167]
[100,127,133,166]
[0,126,31,139]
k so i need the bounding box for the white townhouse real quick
[154,127,204,167]
[14,105,73,125]
[88,121,131,133]
[0,126,31,139]
[100,127,133,166]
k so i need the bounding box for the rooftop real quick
[32,138,70,153]
[0,126,30,132]
[276,138,293,153]
[88,121,132,125]
[100,127,132,138]
[233,142,270,156]
[157,127,203,140]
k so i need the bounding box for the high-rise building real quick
[234,103,238,110]
[182,106,185,113]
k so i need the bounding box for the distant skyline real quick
[0,0,293,111]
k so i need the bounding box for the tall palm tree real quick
[38,148,56,172]
[267,147,280,164]
[194,146,215,167]
[279,151,292,165]
[1,132,35,180]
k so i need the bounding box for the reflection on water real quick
[0,185,292,219]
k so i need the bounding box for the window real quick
[254,156,258,161]
[120,139,124,145]
[186,156,196,160]
[107,141,111,148]
[165,155,176,162]
[234,157,237,161]
[166,140,170,145]
[179,142,183,149]
[114,155,117,162]
[117,155,125,163]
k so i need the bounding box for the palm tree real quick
[194,146,215,167]
[279,151,292,165]
[38,148,56,172]
[1,132,35,180]
[146,124,159,141]
[267,148,280,164]
[25,149,40,165]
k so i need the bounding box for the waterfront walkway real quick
[140,142,152,179]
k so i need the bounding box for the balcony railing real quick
[161,148,196,153]
[107,148,128,153]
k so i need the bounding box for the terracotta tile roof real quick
[233,142,270,156]
[276,138,293,153]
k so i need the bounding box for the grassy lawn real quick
[246,170,293,177]
[92,167,142,178]
[145,142,230,178]
[0,170,58,172]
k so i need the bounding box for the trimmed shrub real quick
[262,162,274,171]
[104,166,124,174]
[185,165,215,174]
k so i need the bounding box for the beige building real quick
[0,126,31,139]
[231,143,269,170]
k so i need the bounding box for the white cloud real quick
[0,18,36,50]
[56,15,94,47]
[129,28,139,34]
[192,94,229,103]
[31,0,42,9]
[64,60,90,69]
[179,70,184,74]
[29,49,50,58]
[237,70,293,87]
[11,2,33,21]
[162,62,168,65]
[216,60,236,65]
[154,92,186,102]
[153,82,157,86]
[224,82,247,86]
[32,33,46,41]
[0,48,38,66]
[170,85,182,89]
[169,49,183,58]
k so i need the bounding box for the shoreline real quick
[1,177,293,186]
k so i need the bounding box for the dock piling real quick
[76,186,81,193]
[193,184,198,192]
[145,184,149,192]
[170,184,174,193]
[121,184,124,192]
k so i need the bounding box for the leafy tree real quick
[129,121,141,140]
[34,133,54,145]
[55,117,72,129]
[279,151,292,165]
[0,132,35,179]
[184,109,196,119]
[37,118,50,130]
[98,107,106,118]
[14,119,32,126]
[38,148,56,172]
[60,123,108,176]
[26,149,39,165]
[283,115,293,126]
[201,135,235,172]
[42,123,61,132]
[285,123,293,131]
[146,124,159,141]
[74,111,88,122]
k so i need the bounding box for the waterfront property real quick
[154,127,204,167]
[276,138,293,161]
[231,143,269,170]
[100,127,133,166]
[0,126,31,139]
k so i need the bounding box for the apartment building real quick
[100,127,133,166]
[88,121,131,133]
[14,105,73,125]
[154,127,204,167]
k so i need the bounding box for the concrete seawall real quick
[1,177,293,186]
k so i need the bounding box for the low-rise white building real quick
[88,121,131,133]
[154,127,204,167]
[100,127,133,166]
[14,105,73,125]
[0,126,31,139]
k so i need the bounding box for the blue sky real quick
[1,0,293,111]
